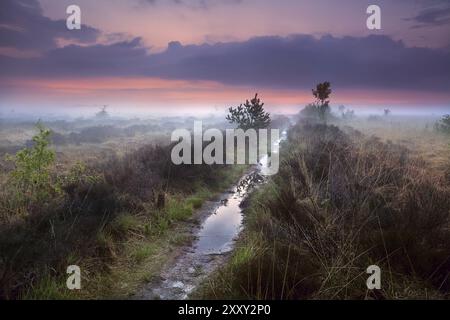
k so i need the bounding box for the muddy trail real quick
[136,133,286,300]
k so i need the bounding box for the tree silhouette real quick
[384,108,391,117]
[96,105,109,118]
[312,82,332,122]
[226,93,271,130]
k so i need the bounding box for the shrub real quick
[5,123,57,205]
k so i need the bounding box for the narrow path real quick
[136,171,263,299]
[136,132,286,300]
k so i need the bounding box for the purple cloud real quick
[0,0,99,51]
[4,34,448,92]
[406,3,450,29]
[0,0,449,94]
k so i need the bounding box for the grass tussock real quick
[203,123,450,300]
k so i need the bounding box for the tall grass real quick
[204,123,450,299]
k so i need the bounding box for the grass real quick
[7,186,230,299]
[0,126,248,300]
[199,122,450,300]
[167,197,194,221]
[131,243,158,264]
[21,274,75,300]
[186,197,204,209]
[112,214,141,233]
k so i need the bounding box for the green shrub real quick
[6,123,57,204]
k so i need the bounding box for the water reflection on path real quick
[138,131,286,300]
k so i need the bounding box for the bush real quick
[6,123,57,205]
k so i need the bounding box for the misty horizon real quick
[1,0,449,116]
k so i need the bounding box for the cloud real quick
[0,0,100,51]
[405,3,450,28]
[148,35,450,92]
[0,37,149,77]
[0,1,448,93]
[138,0,243,9]
[2,33,450,93]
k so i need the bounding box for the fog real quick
[1,104,448,123]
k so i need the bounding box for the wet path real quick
[137,132,286,300]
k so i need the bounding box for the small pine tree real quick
[226,93,271,130]
[312,82,332,123]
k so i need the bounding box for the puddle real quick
[195,172,263,255]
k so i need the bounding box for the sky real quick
[0,0,450,117]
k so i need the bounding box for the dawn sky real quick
[1,0,449,116]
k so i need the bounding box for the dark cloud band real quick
[0,0,449,94]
